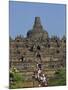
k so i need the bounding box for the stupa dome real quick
[27,17,48,40]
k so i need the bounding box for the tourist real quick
[37,63,42,69]
[37,69,42,78]
[38,63,42,69]
[42,74,48,86]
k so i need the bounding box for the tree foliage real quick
[48,68,66,86]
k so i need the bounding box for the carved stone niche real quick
[15,35,23,42]
[19,56,26,62]
[29,46,34,52]
[56,50,60,54]
[37,45,41,50]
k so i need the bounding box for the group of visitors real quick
[33,63,48,87]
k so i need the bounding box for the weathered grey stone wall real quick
[10,17,66,78]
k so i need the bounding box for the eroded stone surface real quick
[10,17,66,79]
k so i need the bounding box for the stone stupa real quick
[27,17,48,40]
